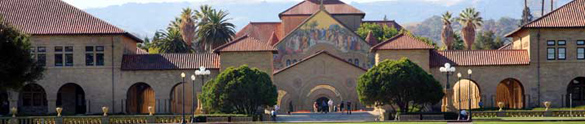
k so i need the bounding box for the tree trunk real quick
[461,23,476,50]
[441,25,454,50]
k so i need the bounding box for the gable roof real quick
[279,0,365,18]
[429,50,530,67]
[213,35,277,53]
[274,9,371,47]
[507,0,585,37]
[235,22,283,45]
[371,34,434,52]
[0,0,142,42]
[273,51,367,74]
[122,53,220,70]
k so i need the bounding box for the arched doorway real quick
[18,83,47,115]
[170,82,195,114]
[496,78,524,109]
[315,97,330,112]
[126,83,155,114]
[453,79,481,110]
[567,77,585,106]
[57,83,86,114]
[305,85,342,112]
[0,91,9,115]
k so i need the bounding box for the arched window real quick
[20,84,47,107]
[286,60,291,66]
[354,59,359,66]
[348,59,353,63]
[292,59,298,64]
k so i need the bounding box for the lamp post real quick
[180,72,186,124]
[439,63,456,89]
[191,75,196,116]
[467,69,473,121]
[195,66,211,114]
[457,73,462,120]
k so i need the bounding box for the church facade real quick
[1,0,585,115]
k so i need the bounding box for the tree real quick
[357,58,444,113]
[456,8,483,50]
[179,8,197,50]
[200,65,277,115]
[196,5,236,52]
[441,11,455,50]
[452,33,466,50]
[154,26,192,53]
[472,31,505,50]
[0,17,44,90]
[356,23,399,42]
[520,0,533,26]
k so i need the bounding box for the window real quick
[558,40,567,46]
[547,40,556,46]
[348,59,352,64]
[577,40,585,45]
[547,48,555,60]
[55,46,63,66]
[354,59,359,66]
[86,46,95,66]
[292,59,297,64]
[64,46,73,66]
[37,46,46,66]
[558,47,566,60]
[96,46,104,66]
[578,48,585,60]
[286,60,291,66]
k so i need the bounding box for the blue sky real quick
[62,0,573,38]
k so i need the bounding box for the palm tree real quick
[156,27,192,53]
[456,8,483,50]
[441,11,455,50]
[195,5,235,52]
[179,8,197,50]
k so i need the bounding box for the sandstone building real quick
[0,0,584,115]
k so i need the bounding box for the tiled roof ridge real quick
[523,0,580,28]
[370,33,434,52]
[213,34,251,53]
[506,0,584,37]
[430,49,530,67]
[273,50,367,74]
[121,53,220,70]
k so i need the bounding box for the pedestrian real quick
[288,101,293,115]
[321,101,327,114]
[346,101,352,115]
[460,110,467,120]
[327,99,333,112]
[271,109,277,121]
[340,101,344,114]
[313,102,318,113]
[274,105,279,113]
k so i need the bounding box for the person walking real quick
[288,101,293,115]
[327,99,333,113]
[346,101,352,115]
[313,102,318,113]
[321,101,327,114]
[339,101,344,114]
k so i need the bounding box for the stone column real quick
[442,89,456,112]
[47,99,57,115]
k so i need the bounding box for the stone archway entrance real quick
[170,82,196,114]
[304,85,342,112]
[496,78,524,109]
[57,83,86,114]
[18,83,47,115]
[315,97,330,112]
[126,83,155,114]
[568,77,585,106]
[453,79,481,110]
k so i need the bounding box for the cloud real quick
[63,0,467,9]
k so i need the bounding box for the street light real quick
[457,72,462,120]
[467,69,473,121]
[194,66,211,115]
[190,74,196,118]
[180,72,186,124]
[439,63,456,89]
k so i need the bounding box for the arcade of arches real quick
[126,83,155,114]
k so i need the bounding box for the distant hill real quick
[406,16,520,46]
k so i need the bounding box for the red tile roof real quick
[279,0,365,18]
[507,0,585,37]
[365,31,379,46]
[371,34,434,52]
[430,50,530,67]
[122,53,220,70]
[273,51,367,74]
[235,22,283,45]
[0,0,142,42]
[363,20,404,31]
[213,35,277,53]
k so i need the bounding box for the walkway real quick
[275,111,380,122]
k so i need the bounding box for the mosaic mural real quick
[274,11,372,69]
